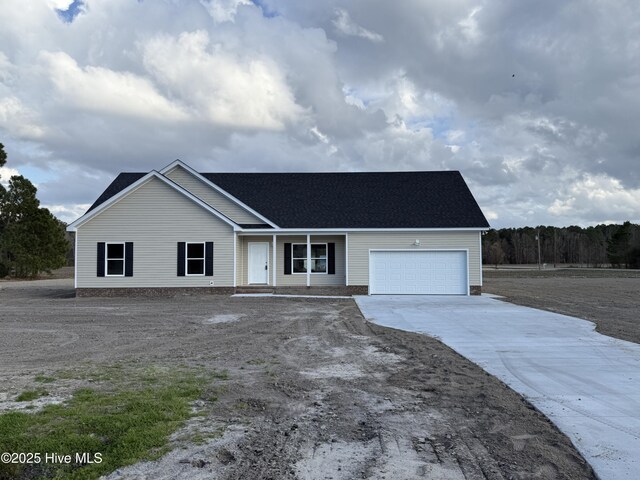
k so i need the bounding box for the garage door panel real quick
[370,250,467,295]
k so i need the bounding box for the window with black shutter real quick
[98,242,134,277]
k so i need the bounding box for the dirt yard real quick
[0,279,594,479]
[483,268,640,344]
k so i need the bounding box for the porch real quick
[236,233,347,288]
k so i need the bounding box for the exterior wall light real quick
[413,239,420,246]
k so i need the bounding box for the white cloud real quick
[310,126,338,155]
[548,174,640,222]
[201,0,252,23]
[0,166,21,186]
[41,51,189,122]
[343,92,366,110]
[46,0,74,10]
[0,52,15,84]
[142,30,305,130]
[484,210,499,221]
[333,9,384,43]
[457,6,484,43]
[0,97,45,139]
[44,204,91,224]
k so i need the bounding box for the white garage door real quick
[369,250,468,295]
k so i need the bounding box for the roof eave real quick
[238,227,488,233]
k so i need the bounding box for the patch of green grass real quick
[210,369,229,381]
[15,389,49,402]
[34,375,55,384]
[0,367,221,480]
[246,358,267,365]
[190,430,223,446]
[234,401,249,410]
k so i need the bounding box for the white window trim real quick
[292,243,328,275]
[186,242,206,277]
[105,242,125,277]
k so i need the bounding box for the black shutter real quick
[177,242,186,276]
[125,242,134,277]
[205,242,214,276]
[97,242,105,277]
[328,242,335,275]
[284,243,292,275]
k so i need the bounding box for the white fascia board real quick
[68,171,240,232]
[159,159,279,228]
[237,227,486,234]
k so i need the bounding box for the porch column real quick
[272,234,277,287]
[233,232,237,287]
[345,232,349,286]
[306,234,311,287]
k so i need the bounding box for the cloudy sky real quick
[1,0,639,228]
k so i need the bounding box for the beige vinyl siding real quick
[76,177,234,288]
[274,235,346,287]
[347,231,482,286]
[164,166,264,224]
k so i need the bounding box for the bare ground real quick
[483,268,640,344]
[0,279,594,479]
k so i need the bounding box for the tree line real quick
[482,222,640,268]
[0,143,69,278]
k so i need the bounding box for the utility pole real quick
[536,229,542,270]
[553,228,557,269]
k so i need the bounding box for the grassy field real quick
[0,365,225,480]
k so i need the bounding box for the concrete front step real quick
[235,286,275,294]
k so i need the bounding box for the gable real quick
[80,176,235,231]
[164,166,267,225]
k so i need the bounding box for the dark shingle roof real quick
[87,171,489,229]
[87,172,146,212]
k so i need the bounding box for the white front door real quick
[248,242,269,284]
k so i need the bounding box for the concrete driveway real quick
[355,295,640,480]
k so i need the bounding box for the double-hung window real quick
[186,242,205,275]
[97,242,133,277]
[106,243,125,276]
[292,244,327,274]
[177,242,213,277]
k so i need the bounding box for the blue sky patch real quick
[56,0,84,23]
[250,0,278,18]
[427,117,452,139]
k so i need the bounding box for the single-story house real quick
[67,160,489,296]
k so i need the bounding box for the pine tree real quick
[0,143,6,167]
[606,221,632,268]
[0,152,69,277]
